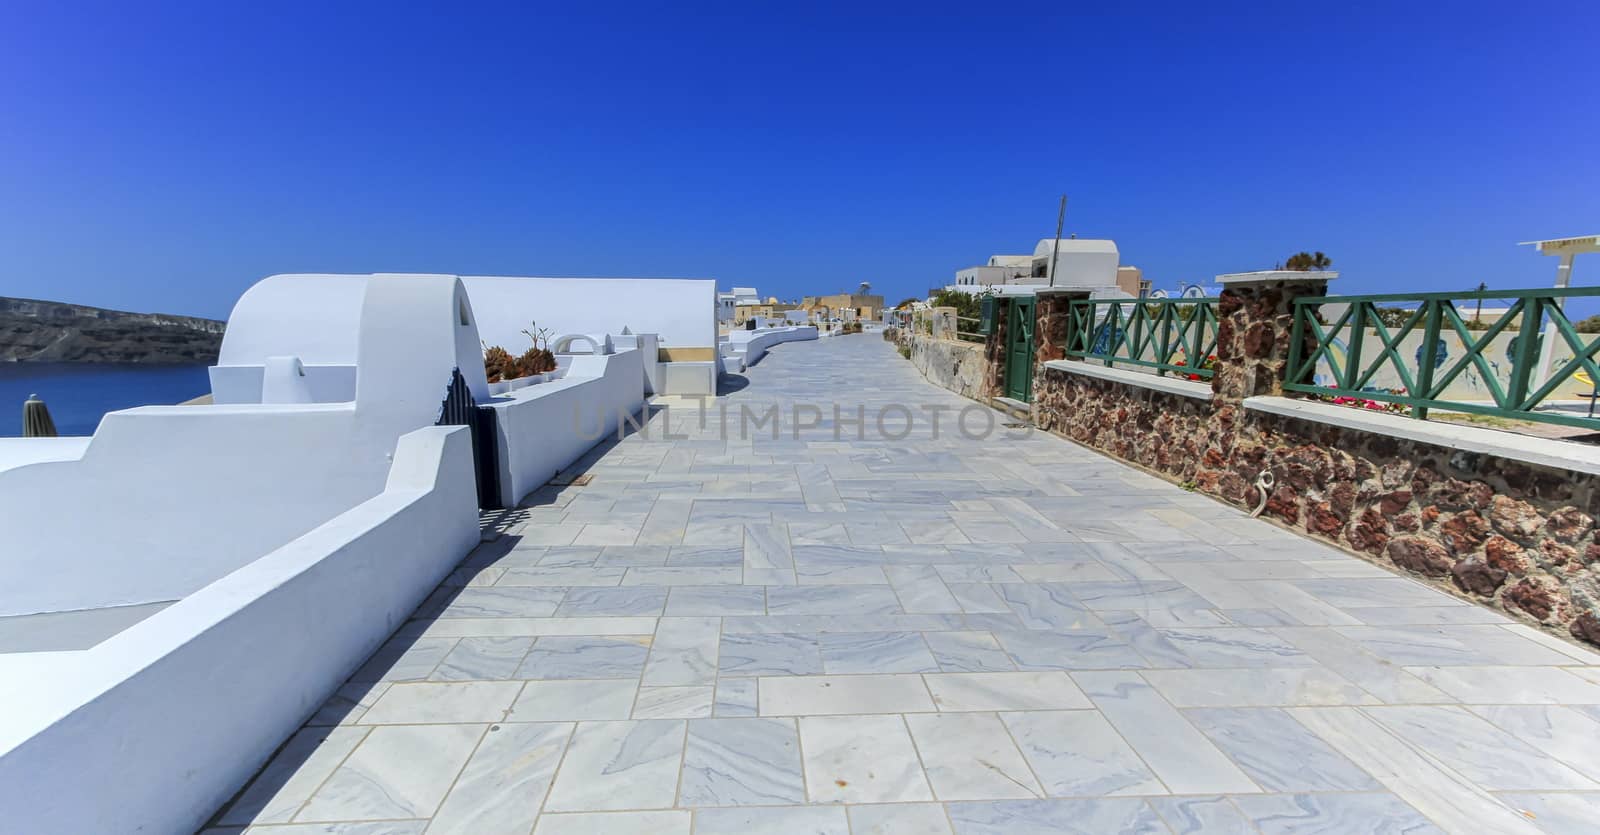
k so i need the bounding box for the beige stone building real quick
[801,292,886,322]
[1116,266,1151,296]
[734,296,802,325]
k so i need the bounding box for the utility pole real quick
[1048,195,1066,287]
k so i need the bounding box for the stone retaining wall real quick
[892,326,995,401]
[1032,364,1600,645]
[906,275,1600,647]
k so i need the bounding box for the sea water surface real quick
[0,363,211,437]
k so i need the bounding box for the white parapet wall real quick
[0,274,491,617]
[721,325,819,371]
[488,348,646,506]
[0,437,93,474]
[209,274,369,404]
[0,426,479,835]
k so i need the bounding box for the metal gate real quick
[1006,297,1037,401]
[436,369,504,509]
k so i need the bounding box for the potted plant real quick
[519,322,559,383]
[483,343,518,394]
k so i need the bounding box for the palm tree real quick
[1283,251,1333,271]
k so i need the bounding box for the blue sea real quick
[0,363,212,437]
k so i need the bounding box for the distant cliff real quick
[0,296,226,364]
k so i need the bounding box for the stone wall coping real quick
[1216,269,1340,286]
[1043,359,1213,400]
[1244,395,1600,477]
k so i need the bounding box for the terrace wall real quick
[904,329,991,400]
[0,426,479,835]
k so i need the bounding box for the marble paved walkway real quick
[206,335,1600,835]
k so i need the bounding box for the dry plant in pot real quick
[518,346,557,379]
[518,321,559,381]
[483,344,517,383]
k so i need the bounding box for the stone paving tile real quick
[1362,705,1600,790]
[305,682,389,726]
[348,636,454,683]
[847,803,953,835]
[944,798,1165,834]
[1001,709,1163,797]
[1232,792,1446,835]
[1495,792,1600,835]
[718,631,823,676]
[679,717,805,806]
[357,681,521,724]
[632,685,714,719]
[553,586,666,616]
[924,671,1089,711]
[1140,667,1380,707]
[217,727,369,824]
[1146,796,1255,834]
[1184,707,1381,792]
[712,677,758,717]
[1469,704,1600,780]
[510,679,638,720]
[694,805,848,835]
[532,810,690,835]
[798,714,933,803]
[761,673,936,715]
[213,335,1600,834]
[663,585,765,615]
[1075,671,1261,795]
[428,636,533,681]
[426,722,570,835]
[817,630,939,673]
[296,724,483,821]
[923,630,1015,672]
[543,720,685,812]
[905,712,1043,800]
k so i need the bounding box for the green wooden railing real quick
[1065,298,1222,378]
[1285,287,1600,428]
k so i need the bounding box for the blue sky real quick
[1,1,1596,320]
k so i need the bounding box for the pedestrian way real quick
[206,334,1600,834]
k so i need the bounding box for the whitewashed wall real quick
[0,426,478,835]
[211,274,369,404]
[723,325,819,369]
[0,274,487,616]
[489,348,646,506]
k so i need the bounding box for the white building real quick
[948,239,1128,296]
[1029,238,1120,288]
[953,254,1031,287]
[718,286,762,324]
